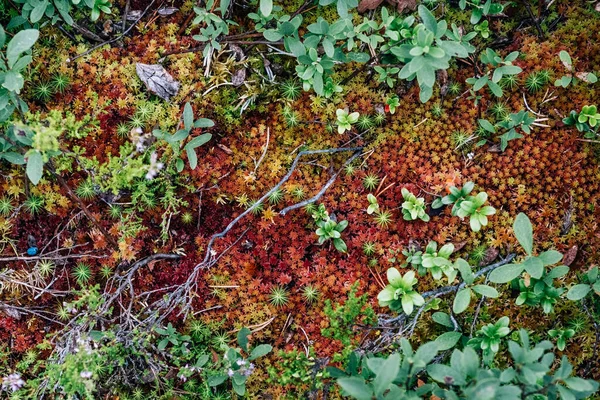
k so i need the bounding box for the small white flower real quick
[145,152,164,180]
[80,371,92,379]
[2,373,25,392]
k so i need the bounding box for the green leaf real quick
[333,238,347,253]
[337,377,372,400]
[237,327,251,352]
[472,284,499,298]
[193,118,214,128]
[176,158,184,172]
[564,377,597,392]
[1,152,25,165]
[31,1,48,23]
[487,80,503,97]
[522,257,544,279]
[183,102,193,130]
[89,330,104,341]
[418,5,437,35]
[479,119,496,133]
[566,284,591,301]
[232,381,246,396]
[489,263,524,283]
[0,25,5,48]
[26,150,43,185]
[435,331,462,351]
[453,288,471,314]
[186,146,198,170]
[559,50,572,67]
[538,250,562,266]
[264,29,283,42]
[249,344,272,360]
[432,312,453,328]
[514,213,533,255]
[6,29,39,69]
[260,0,273,17]
[208,374,228,387]
[373,353,400,396]
[186,133,212,149]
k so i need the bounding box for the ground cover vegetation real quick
[1,0,600,398]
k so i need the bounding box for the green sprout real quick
[248,199,264,215]
[377,268,424,315]
[336,108,359,134]
[315,217,348,253]
[301,284,319,304]
[24,196,45,215]
[455,192,496,232]
[468,316,511,365]
[72,263,93,285]
[431,103,443,117]
[525,71,548,92]
[578,105,600,127]
[386,96,400,114]
[366,193,379,215]
[344,164,356,176]
[181,212,194,224]
[116,122,130,138]
[268,188,285,204]
[51,74,70,93]
[362,241,376,256]
[36,260,55,278]
[356,115,374,130]
[421,241,456,282]
[291,186,305,200]
[99,265,113,279]
[284,110,300,127]
[135,102,155,121]
[401,188,430,222]
[32,81,54,102]
[374,210,393,228]
[75,180,96,200]
[129,114,145,129]
[490,102,510,119]
[373,112,386,126]
[269,285,290,307]
[0,197,14,216]
[108,205,122,219]
[448,82,461,95]
[281,80,302,100]
[363,174,380,191]
[499,74,519,89]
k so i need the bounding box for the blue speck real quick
[27,247,38,256]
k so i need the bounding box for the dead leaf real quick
[562,245,578,266]
[229,44,245,61]
[358,0,384,12]
[217,143,233,154]
[158,6,178,16]
[576,72,596,83]
[453,240,467,252]
[487,144,502,153]
[231,69,246,87]
[1,307,21,320]
[523,273,531,287]
[136,63,180,101]
[126,10,142,21]
[437,69,449,95]
[479,247,499,267]
[358,0,417,13]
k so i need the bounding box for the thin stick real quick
[67,0,157,63]
[194,147,363,269]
